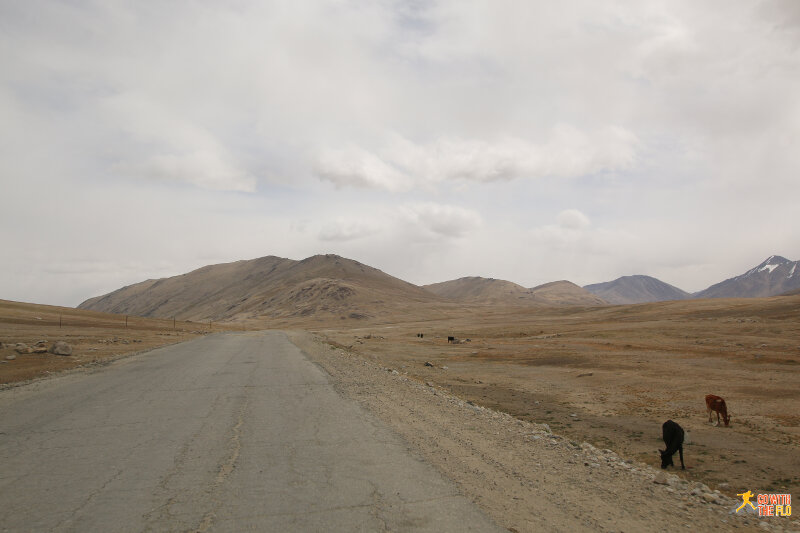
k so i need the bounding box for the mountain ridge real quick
[583,275,690,305]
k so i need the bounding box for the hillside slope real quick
[423,277,531,304]
[694,255,800,299]
[79,254,441,322]
[424,277,606,306]
[584,275,690,304]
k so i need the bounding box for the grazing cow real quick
[705,394,731,427]
[660,420,685,470]
[447,336,455,343]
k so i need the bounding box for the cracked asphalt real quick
[0,331,502,532]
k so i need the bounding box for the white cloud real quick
[400,203,482,238]
[2,1,800,306]
[319,218,379,242]
[557,209,591,230]
[315,125,639,191]
[315,145,412,192]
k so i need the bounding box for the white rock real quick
[49,341,73,356]
[653,471,669,485]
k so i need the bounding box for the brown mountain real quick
[693,255,800,299]
[78,254,441,322]
[528,280,607,306]
[584,275,690,305]
[423,277,606,306]
[423,277,531,304]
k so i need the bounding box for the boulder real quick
[6,354,16,361]
[49,341,73,356]
[15,343,32,354]
[653,471,669,485]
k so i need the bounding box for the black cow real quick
[660,420,685,470]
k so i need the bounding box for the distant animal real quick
[447,336,455,343]
[705,394,731,427]
[660,420,685,470]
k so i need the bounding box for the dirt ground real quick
[314,296,800,501]
[0,299,229,385]
[3,294,798,529]
[291,330,795,532]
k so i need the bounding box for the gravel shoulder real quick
[289,331,797,533]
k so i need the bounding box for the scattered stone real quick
[653,471,669,485]
[49,341,73,356]
[424,361,434,367]
[577,372,594,377]
[15,343,32,354]
[33,345,48,353]
[425,381,434,387]
[6,354,16,361]
[702,493,719,504]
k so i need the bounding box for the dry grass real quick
[0,299,239,385]
[313,295,800,498]
[5,293,800,498]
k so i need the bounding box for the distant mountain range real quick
[78,254,800,321]
[693,256,800,299]
[583,275,690,305]
[583,255,800,304]
[422,277,606,306]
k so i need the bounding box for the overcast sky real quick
[2,1,799,306]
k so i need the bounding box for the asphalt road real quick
[0,331,502,532]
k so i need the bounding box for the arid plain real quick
[312,295,800,499]
[3,291,799,508]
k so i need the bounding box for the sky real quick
[2,0,799,307]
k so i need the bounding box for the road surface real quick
[0,331,502,532]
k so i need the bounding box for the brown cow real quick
[705,394,731,427]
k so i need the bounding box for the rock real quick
[6,354,16,360]
[702,493,719,504]
[653,471,669,485]
[49,341,73,356]
[15,343,32,354]
[33,346,47,353]
[424,361,434,367]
